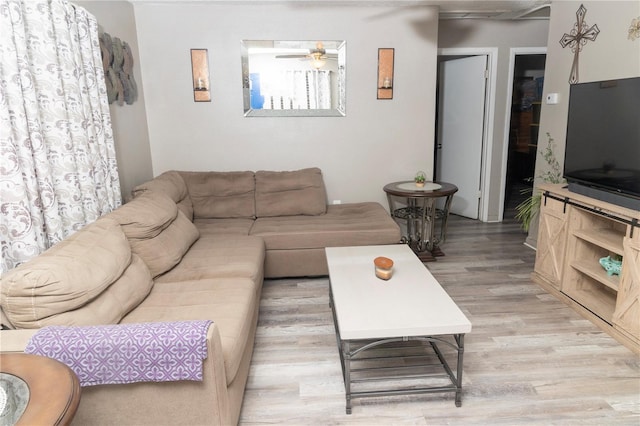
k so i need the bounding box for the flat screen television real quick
[563,76,640,210]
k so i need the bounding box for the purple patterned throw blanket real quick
[25,320,212,387]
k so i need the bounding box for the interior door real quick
[436,55,487,219]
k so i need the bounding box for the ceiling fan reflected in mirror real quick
[275,42,338,69]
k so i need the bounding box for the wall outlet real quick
[332,200,342,205]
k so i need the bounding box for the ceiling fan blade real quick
[275,54,308,59]
[296,56,338,62]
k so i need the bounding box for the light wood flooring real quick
[239,215,640,425]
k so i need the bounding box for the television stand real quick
[532,183,639,354]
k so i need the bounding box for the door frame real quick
[498,47,547,221]
[437,48,497,222]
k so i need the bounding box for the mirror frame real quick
[241,40,346,117]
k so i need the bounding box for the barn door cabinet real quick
[532,184,640,354]
[534,191,569,289]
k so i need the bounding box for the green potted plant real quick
[414,171,426,188]
[515,133,564,231]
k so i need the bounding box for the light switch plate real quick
[546,93,559,104]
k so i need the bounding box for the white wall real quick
[438,18,550,221]
[76,1,153,201]
[527,0,640,246]
[133,2,439,208]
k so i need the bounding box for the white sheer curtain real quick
[0,0,121,272]
[262,70,331,110]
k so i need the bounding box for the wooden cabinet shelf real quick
[573,228,624,256]
[570,259,619,291]
[563,283,617,322]
[532,184,640,354]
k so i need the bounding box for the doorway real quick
[502,51,547,218]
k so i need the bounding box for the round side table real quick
[383,181,458,261]
[0,353,81,426]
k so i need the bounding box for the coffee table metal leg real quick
[330,286,353,414]
[430,334,465,407]
[343,340,352,414]
[455,334,464,407]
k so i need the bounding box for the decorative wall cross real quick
[559,4,600,84]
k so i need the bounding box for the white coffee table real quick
[325,244,471,413]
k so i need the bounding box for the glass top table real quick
[383,181,458,261]
[0,353,81,425]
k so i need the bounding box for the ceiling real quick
[353,1,551,19]
[433,0,551,20]
[136,1,551,20]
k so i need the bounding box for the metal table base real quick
[330,290,466,414]
[383,181,458,262]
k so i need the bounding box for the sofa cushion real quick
[132,210,199,278]
[108,193,200,278]
[250,202,402,249]
[110,192,178,239]
[193,218,254,238]
[133,171,194,221]
[32,254,152,328]
[180,171,256,219]
[0,218,153,328]
[0,307,13,329]
[255,167,327,217]
[155,235,265,286]
[120,277,259,386]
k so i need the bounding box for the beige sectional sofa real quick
[137,168,401,278]
[0,167,401,425]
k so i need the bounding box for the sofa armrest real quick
[0,329,38,353]
[72,322,231,425]
[1,324,232,426]
[26,320,212,387]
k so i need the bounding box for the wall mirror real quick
[241,40,346,117]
